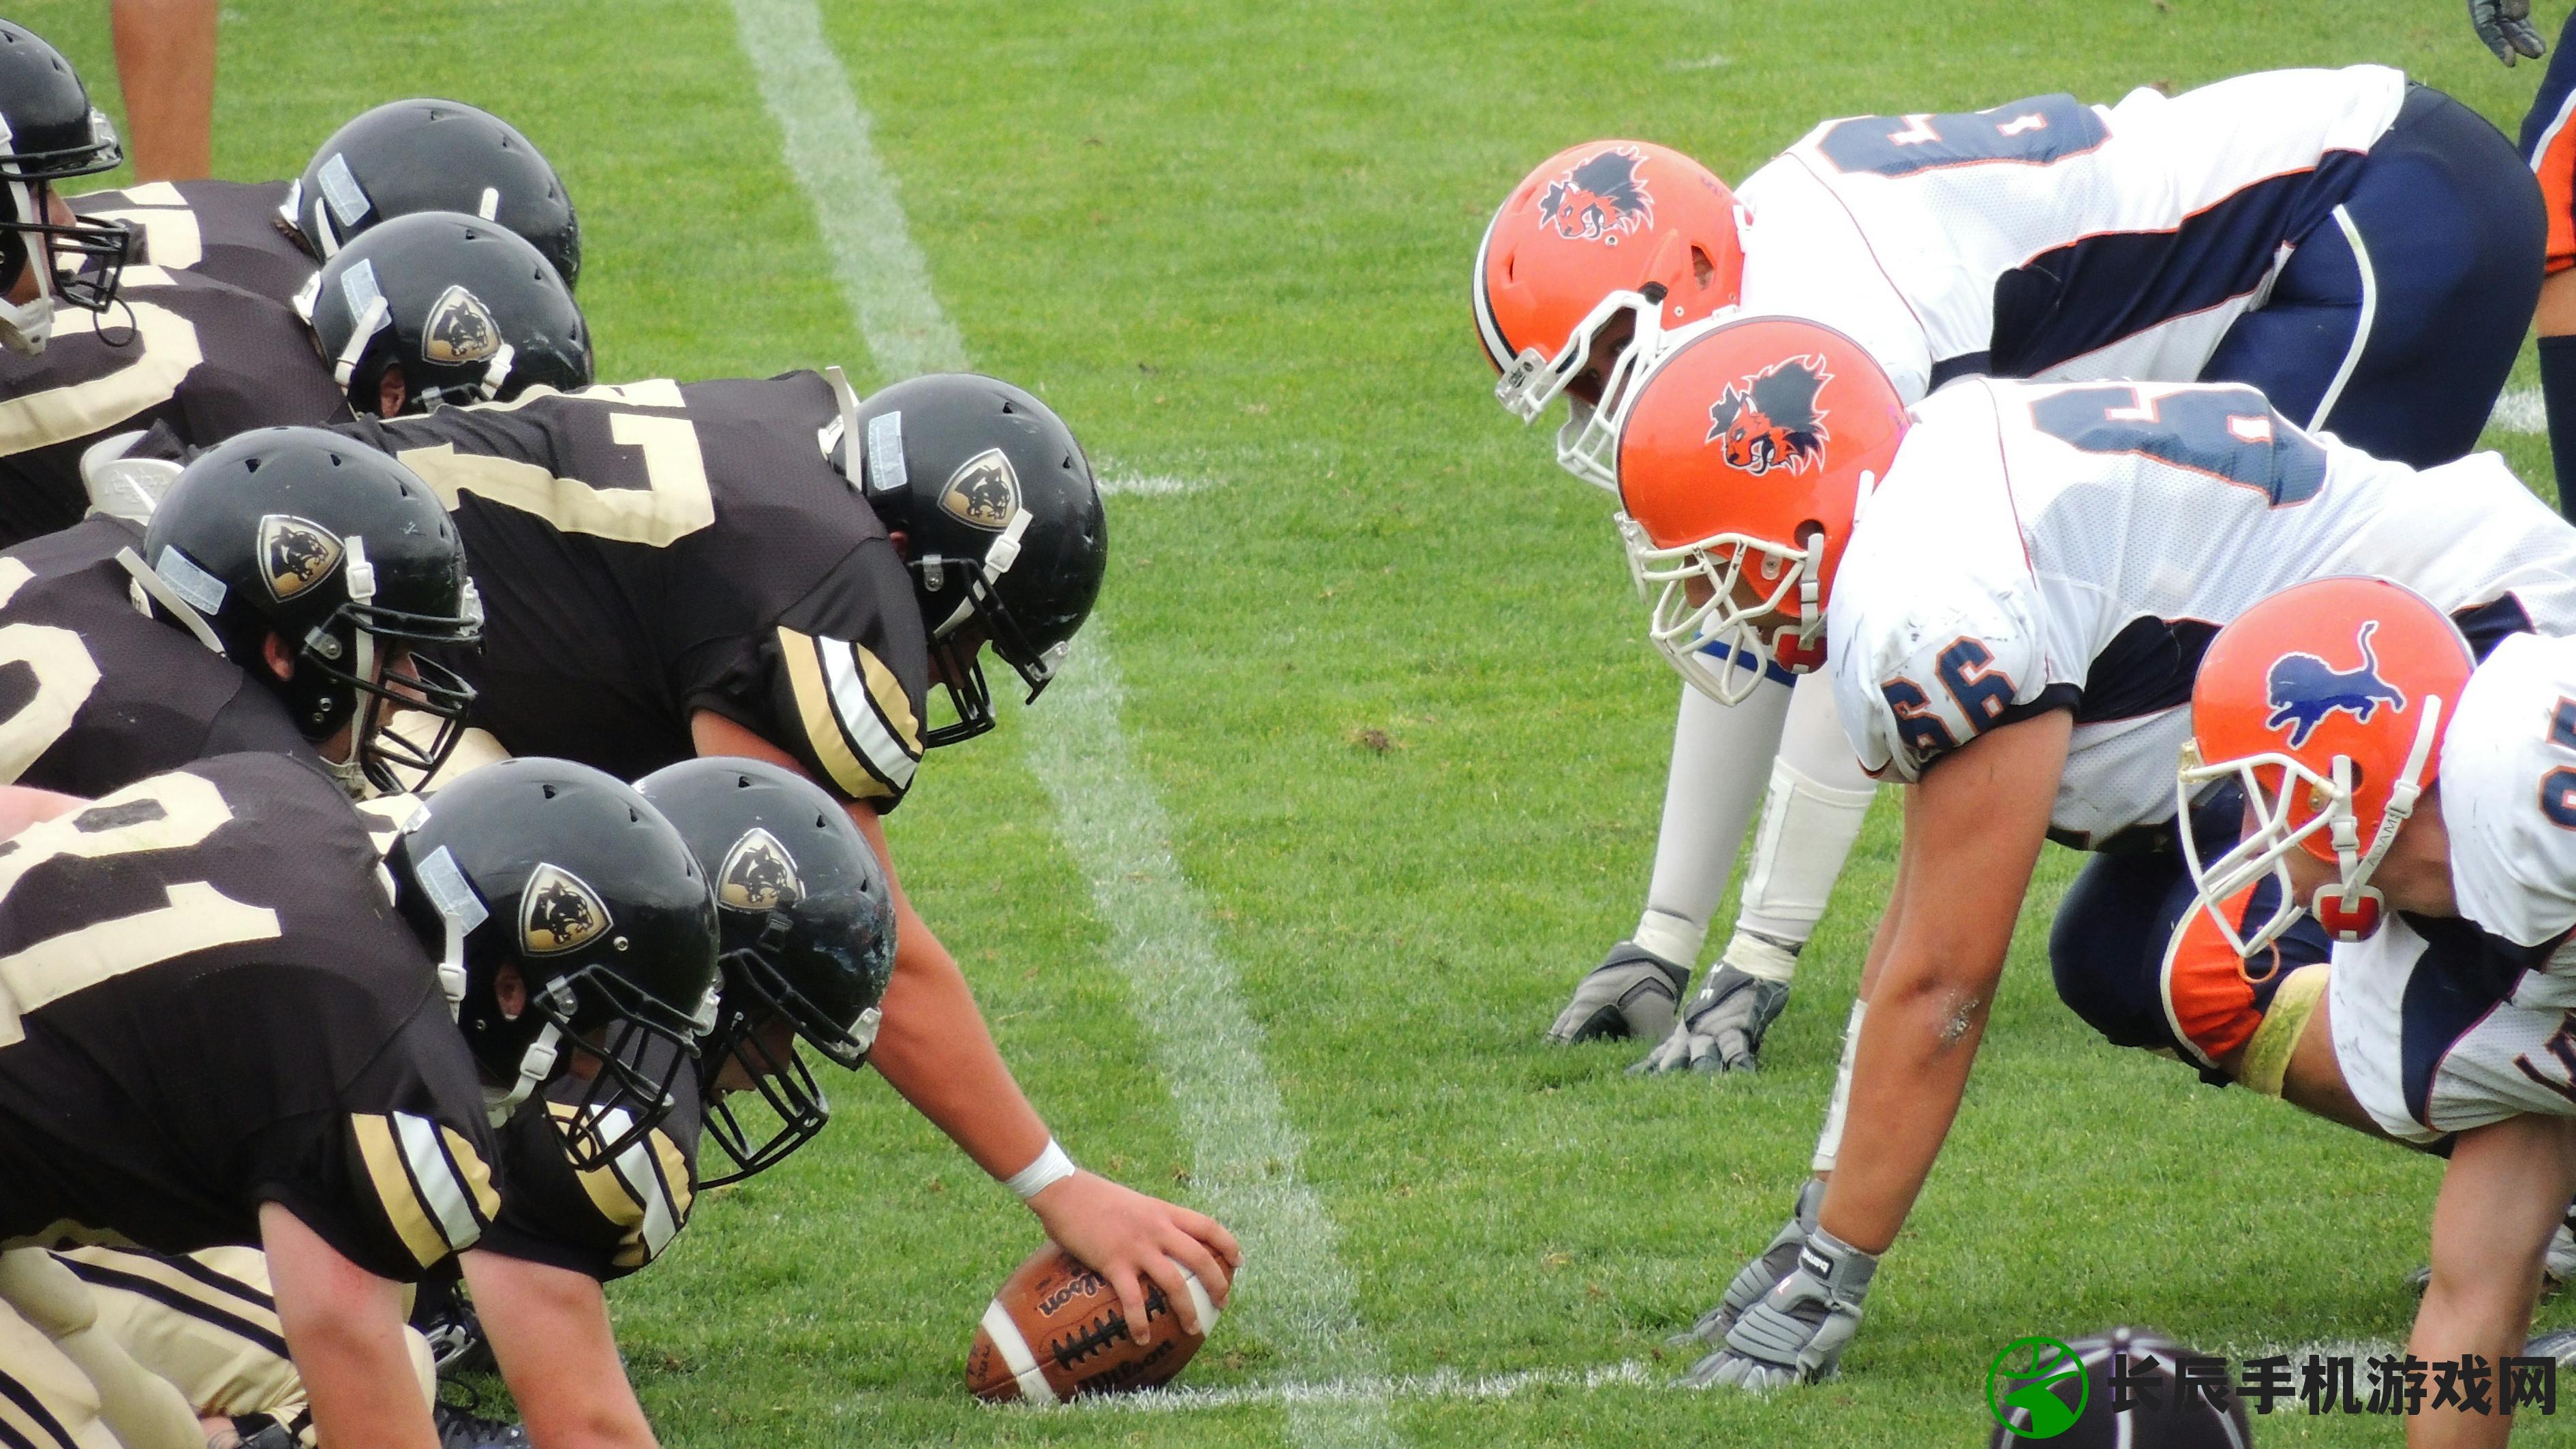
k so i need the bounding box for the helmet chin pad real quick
[2313,885,2383,943]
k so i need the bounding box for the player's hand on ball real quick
[1681,1227,1876,1390]
[2470,0,2546,64]
[1026,1170,1240,1345]
[1546,940,1689,1043]
[1629,965,1790,1074]
[1670,1178,1824,1348]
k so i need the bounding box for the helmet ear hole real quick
[1690,247,1715,288]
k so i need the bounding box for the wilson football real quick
[964,1245,1217,1402]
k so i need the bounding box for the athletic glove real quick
[1669,1177,1824,1348]
[1630,964,1791,1075]
[2471,0,2547,65]
[1681,1226,1877,1389]
[1545,940,1689,1043]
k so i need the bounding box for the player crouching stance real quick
[1611,314,2576,1389]
[2186,579,2576,1448]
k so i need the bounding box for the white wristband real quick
[1004,1138,1077,1200]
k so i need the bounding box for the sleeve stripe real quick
[820,637,920,789]
[549,1104,679,1268]
[857,643,921,757]
[351,1114,450,1269]
[650,1128,695,1226]
[395,1112,487,1253]
[440,1125,502,1223]
[775,627,900,801]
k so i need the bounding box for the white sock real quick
[1632,679,1792,964]
[1735,672,1877,946]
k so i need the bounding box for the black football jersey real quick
[69,179,316,305]
[0,517,320,795]
[474,1046,701,1281]
[0,754,498,1281]
[0,265,349,547]
[331,374,932,808]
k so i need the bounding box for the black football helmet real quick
[1985,1328,2255,1448]
[0,22,129,354]
[636,757,894,1187]
[285,98,581,288]
[384,759,722,1170]
[130,427,482,794]
[303,211,590,415]
[837,373,1107,746]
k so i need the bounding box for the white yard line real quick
[1097,471,1214,497]
[1040,1360,1660,1414]
[2495,385,2549,437]
[726,4,1398,1444]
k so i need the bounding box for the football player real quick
[72,97,580,307]
[2511,5,2576,520]
[0,745,715,1448]
[0,209,589,547]
[2183,579,2576,1448]
[0,426,486,801]
[0,22,135,356]
[256,367,1236,1334]
[1482,65,2545,1073]
[37,759,732,1449]
[1603,315,2576,1388]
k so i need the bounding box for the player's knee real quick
[2047,868,2173,1052]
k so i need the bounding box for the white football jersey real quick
[2331,913,2576,1142]
[1734,66,2409,405]
[1827,377,2576,847]
[2441,632,2576,948]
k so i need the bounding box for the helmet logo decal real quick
[521,863,612,955]
[1705,355,1831,476]
[938,447,1022,531]
[717,827,803,913]
[1537,147,1654,245]
[2264,620,2406,749]
[257,514,344,602]
[423,284,500,365]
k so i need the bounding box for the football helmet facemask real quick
[2180,577,2471,952]
[384,759,722,1169]
[302,211,591,415]
[637,757,895,1186]
[1475,140,1745,490]
[284,98,581,288]
[132,427,483,795]
[1614,314,1907,703]
[0,22,130,355]
[835,372,1107,746]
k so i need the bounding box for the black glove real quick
[2472,0,2547,65]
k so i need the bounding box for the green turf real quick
[21,0,2576,1442]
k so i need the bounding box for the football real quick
[964,1245,1217,1403]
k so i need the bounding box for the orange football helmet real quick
[1612,314,1908,704]
[2179,577,2472,950]
[1474,140,1746,491]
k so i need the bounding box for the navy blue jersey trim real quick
[1989,152,2370,379]
[2399,914,2543,1128]
[2076,615,2224,724]
[2453,594,2535,660]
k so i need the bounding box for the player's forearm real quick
[461,1251,659,1449]
[869,913,1053,1180]
[260,1208,434,1449]
[2407,1116,2575,1448]
[1815,957,1991,1253]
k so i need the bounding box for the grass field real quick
[23,1,2576,1443]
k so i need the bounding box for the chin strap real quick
[486,1021,563,1125]
[2315,693,2444,941]
[329,293,389,393]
